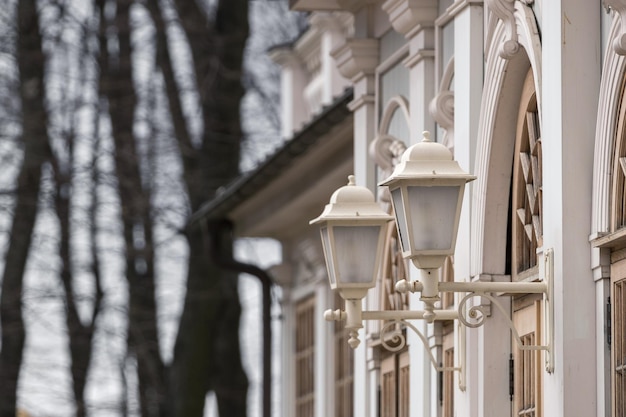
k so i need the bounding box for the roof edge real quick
[188,88,354,229]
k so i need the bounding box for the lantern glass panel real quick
[334,225,381,284]
[320,227,336,287]
[391,188,410,252]
[407,185,460,251]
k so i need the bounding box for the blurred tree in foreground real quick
[0,0,305,416]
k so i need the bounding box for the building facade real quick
[196,1,626,416]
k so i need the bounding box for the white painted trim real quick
[471,2,542,277]
[592,14,625,236]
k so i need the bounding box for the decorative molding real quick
[447,0,484,18]
[370,133,408,172]
[382,0,437,37]
[369,96,410,205]
[485,0,520,59]
[331,38,380,81]
[268,46,302,68]
[471,1,542,277]
[309,11,345,33]
[294,26,323,75]
[429,57,455,153]
[378,96,411,140]
[592,14,626,235]
[402,49,436,69]
[605,0,626,55]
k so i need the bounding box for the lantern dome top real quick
[310,175,394,225]
[379,131,476,186]
[330,175,374,204]
[402,131,453,163]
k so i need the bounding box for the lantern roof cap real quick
[379,131,476,186]
[310,175,394,224]
[330,175,373,203]
[402,131,452,162]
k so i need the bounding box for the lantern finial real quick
[422,131,432,142]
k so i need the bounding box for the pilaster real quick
[332,37,379,192]
[330,17,380,417]
[380,2,438,417]
[383,0,437,143]
[541,1,600,416]
[453,3,483,417]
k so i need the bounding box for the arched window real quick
[608,72,626,417]
[512,69,543,281]
[511,67,543,417]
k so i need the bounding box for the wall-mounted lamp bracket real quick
[395,248,555,373]
[325,249,554,391]
[324,306,467,390]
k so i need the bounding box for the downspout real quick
[203,218,273,417]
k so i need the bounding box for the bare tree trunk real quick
[0,0,49,414]
[97,0,165,415]
[161,0,250,415]
[52,100,103,417]
[48,34,105,415]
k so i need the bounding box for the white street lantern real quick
[310,175,394,300]
[316,138,553,374]
[379,131,476,270]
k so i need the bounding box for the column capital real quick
[403,49,435,69]
[382,0,437,37]
[331,38,380,82]
[268,46,302,68]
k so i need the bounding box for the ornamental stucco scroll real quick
[486,0,520,58]
[429,57,455,154]
[605,0,626,55]
[369,96,410,208]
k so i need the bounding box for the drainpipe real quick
[203,218,273,417]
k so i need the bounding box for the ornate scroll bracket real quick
[380,319,467,391]
[486,0,520,58]
[395,248,555,373]
[605,0,626,55]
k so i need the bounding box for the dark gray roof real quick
[188,88,353,228]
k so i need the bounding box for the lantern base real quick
[411,255,447,270]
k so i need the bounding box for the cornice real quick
[331,38,380,81]
[268,46,301,68]
[347,94,376,111]
[294,26,322,74]
[605,0,626,55]
[309,11,344,32]
[382,0,437,37]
